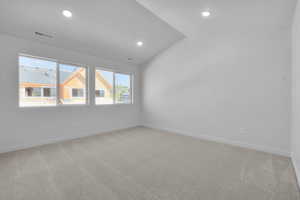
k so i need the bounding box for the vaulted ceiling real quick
[0,0,184,65]
[0,0,296,65]
[137,0,297,37]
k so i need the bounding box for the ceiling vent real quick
[35,32,53,38]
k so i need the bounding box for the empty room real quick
[0,0,300,199]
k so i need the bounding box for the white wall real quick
[0,33,141,153]
[142,28,292,156]
[292,0,300,187]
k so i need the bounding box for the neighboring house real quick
[95,70,113,104]
[19,66,112,106]
[59,67,87,104]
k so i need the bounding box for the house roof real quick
[20,66,72,84]
[20,66,113,89]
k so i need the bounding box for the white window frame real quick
[19,54,89,107]
[114,72,133,105]
[19,54,58,108]
[94,67,133,106]
[95,67,115,105]
[58,62,89,106]
[18,54,133,108]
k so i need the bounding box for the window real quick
[43,88,56,97]
[72,88,84,97]
[115,73,132,104]
[25,88,33,97]
[19,56,57,107]
[19,55,133,107]
[19,55,88,107]
[95,69,132,105]
[95,70,113,105]
[25,87,42,97]
[59,64,87,105]
[95,90,105,97]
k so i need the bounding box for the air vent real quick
[35,32,53,38]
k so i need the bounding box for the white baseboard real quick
[291,153,300,189]
[142,124,291,157]
[0,125,138,154]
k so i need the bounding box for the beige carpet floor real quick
[0,127,299,200]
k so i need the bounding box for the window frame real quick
[18,54,133,108]
[94,67,133,106]
[114,72,133,105]
[19,54,89,108]
[18,54,58,108]
[58,62,89,106]
[95,67,115,105]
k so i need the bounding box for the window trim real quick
[18,54,58,108]
[94,67,114,105]
[114,72,133,105]
[58,62,89,106]
[94,67,133,106]
[18,54,133,108]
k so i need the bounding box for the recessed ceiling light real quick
[201,11,210,17]
[62,10,72,18]
[137,41,143,47]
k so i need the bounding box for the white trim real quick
[114,72,133,105]
[113,70,116,104]
[291,153,300,190]
[95,65,135,75]
[85,66,89,104]
[142,124,291,157]
[0,125,139,154]
[18,54,135,108]
[56,61,60,105]
[59,63,88,105]
[94,68,133,105]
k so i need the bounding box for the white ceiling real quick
[0,0,184,65]
[136,0,297,37]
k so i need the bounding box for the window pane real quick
[43,88,56,97]
[59,64,87,105]
[19,56,57,107]
[95,70,113,104]
[72,88,84,97]
[115,73,131,104]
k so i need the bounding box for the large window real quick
[95,69,113,105]
[95,69,132,105]
[115,73,131,104]
[59,64,87,105]
[19,56,57,107]
[19,55,88,107]
[19,55,133,107]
